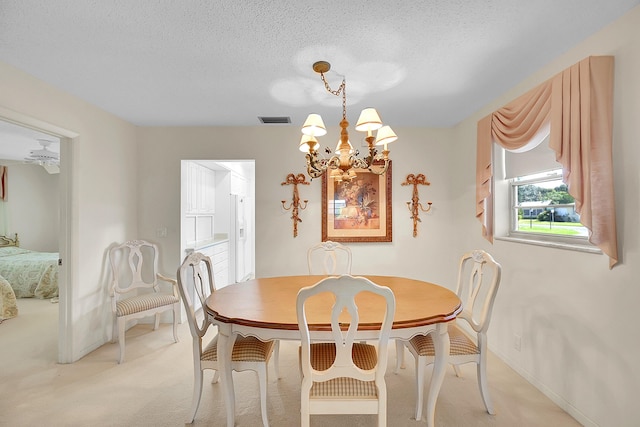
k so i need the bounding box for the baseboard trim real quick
[491,348,597,427]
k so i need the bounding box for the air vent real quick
[258,116,291,124]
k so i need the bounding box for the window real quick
[509,169,591,246]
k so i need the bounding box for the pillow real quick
[0,273,18,321]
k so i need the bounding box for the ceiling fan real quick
[24,139,60,174]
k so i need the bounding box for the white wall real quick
[452,6,640,427]
[137,126,458,287]
[2,163,59,252]
[0,61,139,361]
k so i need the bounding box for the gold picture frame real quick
[322,161,392,242]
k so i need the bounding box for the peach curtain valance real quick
[476,56,618,268]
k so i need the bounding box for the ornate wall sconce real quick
[402,173,433,237]
[281,173,310,237]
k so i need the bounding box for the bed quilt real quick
[0,247,59,299]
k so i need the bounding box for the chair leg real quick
[378,381,387,427]
[111,316,117,343]
[453,364,463,377]
[172,303,180,343]
[153,312,160,330]
[301,411,310,427]
[394,340,406,373]
[414,354,426,421]
[117,317,126,364]
[257,365,270,427]
[211,370,220,384]
[188,366,204,423]
[477,355,495,414]
[272,340,281,379]
[300,381,311,427]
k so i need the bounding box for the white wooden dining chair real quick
[307,240,352,275]
[177,251,279,426]
[296,275,396,427]
[108,239,180,364]
[406,250,502,420]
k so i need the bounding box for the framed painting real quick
[322,161,392,242]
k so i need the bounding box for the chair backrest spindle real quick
[177,251,216,340]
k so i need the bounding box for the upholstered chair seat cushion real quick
[116,293,180,317]
[202,335,275,362]
[409,324,479,357]
[306,342,379,398]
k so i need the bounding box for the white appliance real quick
[230,194,254,282]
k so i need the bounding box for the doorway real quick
[180,160,256,292]
[0,108,76,363]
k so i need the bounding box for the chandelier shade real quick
[298,61,397,182]
[301,113,327,137]
[374,125,398,148]
[355,108,383,132]
[299,135,320,153]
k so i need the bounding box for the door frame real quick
[0,106,78,363]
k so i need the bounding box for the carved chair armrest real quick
[109,281,118,311]
[156,273,179,298]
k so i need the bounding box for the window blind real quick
[504,125,559,179]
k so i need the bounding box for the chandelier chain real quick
[319,72,347,120]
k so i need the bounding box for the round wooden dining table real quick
[206,275,462,427]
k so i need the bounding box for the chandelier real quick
[298,61,397,182]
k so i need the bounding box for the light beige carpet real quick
[0,298,581,426]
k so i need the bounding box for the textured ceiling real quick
[1,1,639,161]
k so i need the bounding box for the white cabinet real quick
[230,172,246,196]
[198,241,230,289]
[186,162,198,213]
[211,242,229,289]
[199,167,216,212]
[185,162,217,247]
[186,163,216,214]
[187,240,229,313]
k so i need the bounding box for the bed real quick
[0,273,18,321]
[0,234,59,299]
